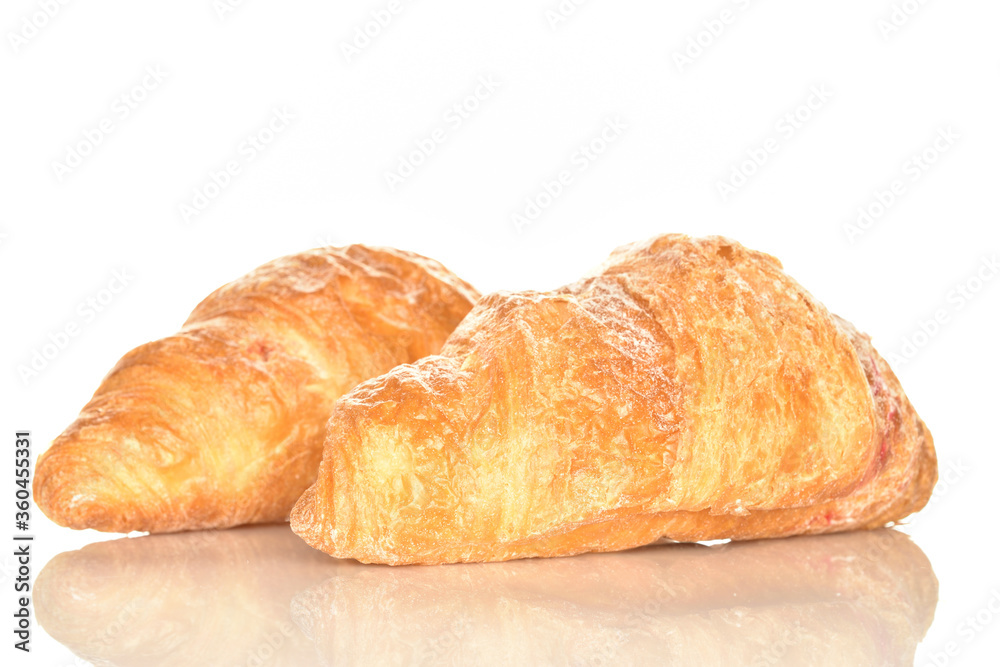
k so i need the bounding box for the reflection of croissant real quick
[35,245,478,533]
[291,530,937,666]
[292,235,937,564]
[35,525,334,667]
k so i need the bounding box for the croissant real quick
[34,245,479,533]
[291,234,937,564]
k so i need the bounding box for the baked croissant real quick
[291,234,937,564]
[34,245,479,533]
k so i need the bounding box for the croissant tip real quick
[34,452,129,533]
[290,485,318,538]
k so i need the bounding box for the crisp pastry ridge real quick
[34,245,479,533]
[291,234,937,564]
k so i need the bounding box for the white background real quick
[2,1,998,665]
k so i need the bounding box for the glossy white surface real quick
[35,525,935,667]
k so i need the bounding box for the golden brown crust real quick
[291,234,937,564]
[34,245,479,533]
